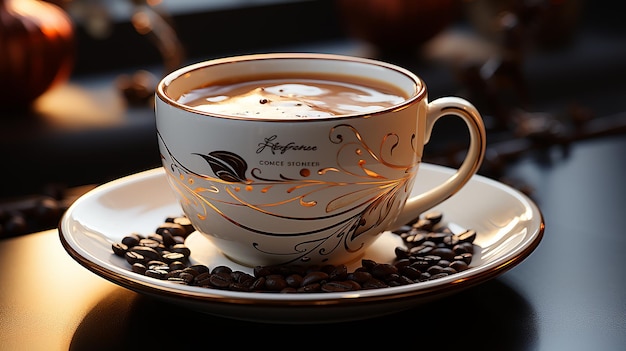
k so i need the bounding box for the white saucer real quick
[59,164,544,324]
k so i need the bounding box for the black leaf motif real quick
[194,151,248,183]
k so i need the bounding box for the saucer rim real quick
[59,165,544,309]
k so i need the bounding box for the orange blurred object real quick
[0,0,75,110]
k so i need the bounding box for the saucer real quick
[59,164,544,324]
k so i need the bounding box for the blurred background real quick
[1,0,625,236]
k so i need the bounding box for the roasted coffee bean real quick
[253,266,272,278]
[125,251,145,265]
[169,261,186,271]
[264,275,288,291]
[394,246,410,259]
[177,271,195,284]
[419,272,431,281]
[457,229,477,243]
[129,246,161,261]
[231,271,255,284]
[156,222,188,238]
[392,225,412,235]
[347,271,372,284]
[188,264,210,275]
[285,274,304,288]
[147,260,168,268]
[165,216,195,234]
[430,247,455,261]
[362,278,388,289]
[426,232,449,243]
[170,244,191,258]
[412,218,434,231]
[159,230,177,247]
[424,211,443,224]
[301,271,329,286]
[398,265,422,280]
[145,269,168,279]
[443,235,459,246]
[112,242,128,257]
[409,259,431,271]
[111,211,479,293]
[121,233,141,247]
[138,238,162,249]
[132,262,147,274]
[361,259,377,271]
[450,260,469,271]
[405,231,427,245]
[409,245,433,256]
[394,258,411,269]
[427,265,444,275]
[230,282,253,292]
[328,264,348,281]
[297,283,321,293]
[162,252,186,263]
[211,265,233,275]
[322,281,356,292]
[194,273,211,286]
[209,272,233,288]
[453,242,475,254]
[370,263,398,280]
[180,267,199,277]
[249,277,266,291]
[441,266,458,275]
[429,272,450,280]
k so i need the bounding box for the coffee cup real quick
[155,53,486,267]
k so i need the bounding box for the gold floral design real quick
[157,124,419,265]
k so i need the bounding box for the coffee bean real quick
[264,274,288,291]
[285,274,304,288]
[370,263,398,280]
[301,271,329,286]
[328,264,348,281]
[458,229,477,243]
[450,260,469,271]
[297,283,322,293]
[424,211,443,224]
[169,261,186,271]
[112,242,128,257]
[121,233,141,247]
[430,247,455,261]
[398,265,422,280]
[138,238,162,249]
[347,271,372,284]
[156,222,189,238]
[110,212,479,293]
[322,281,356,292]
[145,269,168,279]
[209,272,233,288]
[132,262,147,274]
[125,251,145,265]
[129,246,160,261]
[231,271,255,284]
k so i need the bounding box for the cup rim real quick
[155,53,427,122]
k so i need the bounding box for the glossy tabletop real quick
[1,134,624,350]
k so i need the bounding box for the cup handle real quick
[392,96,487,228]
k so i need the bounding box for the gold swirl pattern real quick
[157,124,419,265]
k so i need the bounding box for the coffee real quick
[177,73,407,119]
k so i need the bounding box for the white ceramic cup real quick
[155,53,486,267]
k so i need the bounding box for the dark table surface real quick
[1,2,626,349]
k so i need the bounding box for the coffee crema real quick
[177,74,407,119]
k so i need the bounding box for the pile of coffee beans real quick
[111,211,478,293]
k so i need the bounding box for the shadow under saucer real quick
[69,277,537,350]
